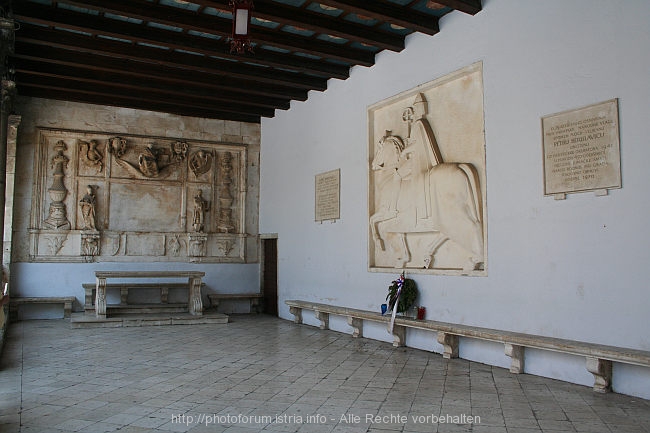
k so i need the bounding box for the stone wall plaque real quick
[315,169,340,222]
[542,99,621,197]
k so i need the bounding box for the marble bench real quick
[94,271,205,319]
[207,293,263,313]
[286,300,650,393]
[9,296,76,321]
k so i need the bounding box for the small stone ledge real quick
[285,299,650,393]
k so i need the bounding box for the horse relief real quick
[369,93,485,272]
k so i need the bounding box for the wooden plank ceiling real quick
[9,0,481,123]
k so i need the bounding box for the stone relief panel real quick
[29,129,249,263]
[368,62,487,276]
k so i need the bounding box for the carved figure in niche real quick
[192,190,210,232]
[79,185,97,230]
[79,139,103,173]
[138,144,159,178]
[370,93,484,271]
[43,140,71,230]
[108,136,127,158]
[171,141,188,162]
[189,150,213,177]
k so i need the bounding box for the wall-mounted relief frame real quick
[368,62,487,276]
[29,128,251,263]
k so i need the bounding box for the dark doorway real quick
[262,237,278,316]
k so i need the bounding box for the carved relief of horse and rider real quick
[369,93,485,272]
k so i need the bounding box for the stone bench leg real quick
[505,343,525,374]
[289,306,302,324]
[348,316,363,338]
[96,277,107,319]
[161,287,169,303]
[120,287,128,304]
[63,300,72,318]
[586,357,612,393]
[84,288,94,313]
[188,276,203,316]
[315,310,329,330]
[437,332,459,359]
[392,325,406,347]
[250,297,260,313]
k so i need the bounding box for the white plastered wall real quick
[260,0,650,398]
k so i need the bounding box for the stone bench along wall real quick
[286,300,650,394]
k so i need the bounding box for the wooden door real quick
[262,238,278,316]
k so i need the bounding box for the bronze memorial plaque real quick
[542,99,621,197]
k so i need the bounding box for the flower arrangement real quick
[386,272,418,314]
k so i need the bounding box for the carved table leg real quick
[437,331,459,359]
[586,357,612,393]
[120,286,128,304]
[95,277,107,319]
[392,325,406,347]
[289,306,302,324]
[315,310,329,330]
[161,287,169,303]
[84,287,94,314]
[505,343,525,373]
[188,277,203,316]
[348,316,363,338]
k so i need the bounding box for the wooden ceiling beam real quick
[13,41,306,102]
[15,1,374,67]
[16,74,275,119]
[12,8,350,79]
[428,1,482,15]
[315,0,440,36]
[15,23,329,91]
[194,0,405,52]
[18,86,262,123]
[13,57,291,111]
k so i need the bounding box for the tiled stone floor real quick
[0,316,649,433]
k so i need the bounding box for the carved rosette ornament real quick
[43,140,71,230]
[217,152,235,233]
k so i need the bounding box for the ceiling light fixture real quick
[229,0,254,55]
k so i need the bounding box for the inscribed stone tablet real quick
[542,99,621,196]
[315,169,340,222]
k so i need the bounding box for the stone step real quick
[106,303,188,314]
[70,311,229,328]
